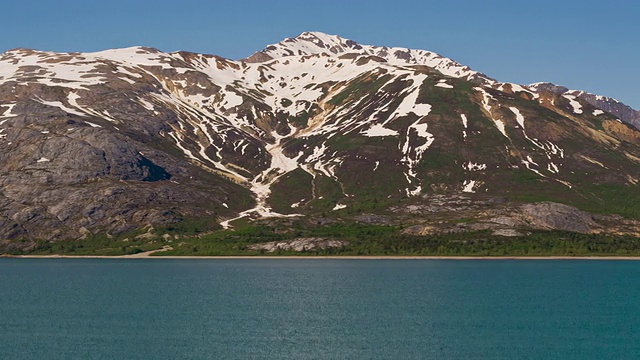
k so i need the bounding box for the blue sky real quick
[2,0,639,109]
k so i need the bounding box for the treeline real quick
[9,223,640,257]
[161,223,640,257]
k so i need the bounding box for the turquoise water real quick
[1,259,640,359]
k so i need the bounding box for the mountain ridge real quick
[246,31,496,84]
[528,82,640,129]
[0,32,639,252]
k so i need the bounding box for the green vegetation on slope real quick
[9,222,640,257]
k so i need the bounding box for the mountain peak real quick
[295,31,345,42]
[246,31,362,61]
[527,82,569,94]
[243,31,494,84]
[292,31,362,50]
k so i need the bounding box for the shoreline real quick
[5,254,640,260]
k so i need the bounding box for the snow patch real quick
[563,95,583,114]
[504,83,532,94]
[221,131,303,228]
[386,74,431,122]
[580,155,607,168]
[462,180,476,193]
[221,90,244,108]
[464,162,487,171]
[521,158,545,177]
[138,98,155,111]
[494,120,507,138]
[461,114,468,139]
[1,103,16,118]
[476,87,508,138]
[332,203,347,211]
[401,119,434,196]
[435,81,453,89]
[509,107,525,129]
[34,97,86,117]
[361,123,399,137]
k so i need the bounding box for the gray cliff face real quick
[519,202,597,233]
[0,57,253,247]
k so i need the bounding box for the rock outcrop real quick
[247,238,348,252]
[519,202,597,233]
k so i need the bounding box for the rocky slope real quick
[528,82,640,129]
[0,32,639,250]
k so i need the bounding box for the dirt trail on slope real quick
[120,245,173,258]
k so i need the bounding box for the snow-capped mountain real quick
[0,32,639,247]
[246,31,495,84]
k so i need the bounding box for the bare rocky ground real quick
[246,196,640,255]
[247,238,349,253]
[385,195,640,237]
